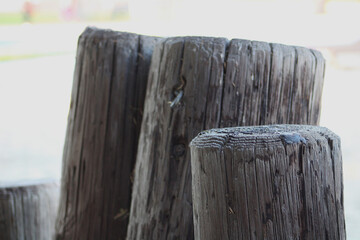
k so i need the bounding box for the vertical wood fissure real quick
[221,149,232,239]
[239,41,250,126]
[299,149,307,240]
[165,39,185,192]
[253,155,264,239]
[267,147,278,238]
[275,53,285,123]
[164,39,185,240]
[330,140,341,239]
[166,38,185,131]
[308,49,318,124]
[218,41,230,128]
[201,43,215,131]
[265,43,274,125]
[243,163,253,239]
[288,47,298,123]
[98,40,118,240]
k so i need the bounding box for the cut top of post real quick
[190,125,339,150]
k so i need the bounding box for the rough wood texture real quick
[0,180,59,240]
[190,125,346,240]
[55,27,161,240]
[127,38,325,239]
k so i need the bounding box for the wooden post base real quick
[190,125,346,240]
[127,36,325,239]
[0,180,59,240]
[55,27,161,240]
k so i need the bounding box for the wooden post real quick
[55,27,161,240]
[127,38,325,239]
[0,180,59,240]
[190,125,346,240]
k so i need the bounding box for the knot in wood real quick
[173,143,186,157]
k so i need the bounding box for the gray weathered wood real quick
[190,125,346,240]
[55,27,161,240]
[127,38,325,239]
[0,180,59,240]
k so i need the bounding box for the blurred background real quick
[0,0,359,238]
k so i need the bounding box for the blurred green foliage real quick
[0,12,60,25]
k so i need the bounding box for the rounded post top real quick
[190,124,339,150]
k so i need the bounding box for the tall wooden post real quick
[55,27,161,240]
[0,180,59,240]
[190,125,346,240]
[127,38,325,239]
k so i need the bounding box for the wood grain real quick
[127,38,326,239]
[190,125,345,240]
[0,180,59,240]
[55,27,161,240]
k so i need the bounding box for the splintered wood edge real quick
[79,26,162,43]
[190,125,339,150]
[79,26,324,62]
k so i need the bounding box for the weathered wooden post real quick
[0,180,59,240]
[190,125,346,240]
[127,38,325,239]
[55,27,161,239]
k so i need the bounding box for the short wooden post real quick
[127,38,325,239]
[0,180,59,240]
[55,27,161,239]
[190,125,346,240]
